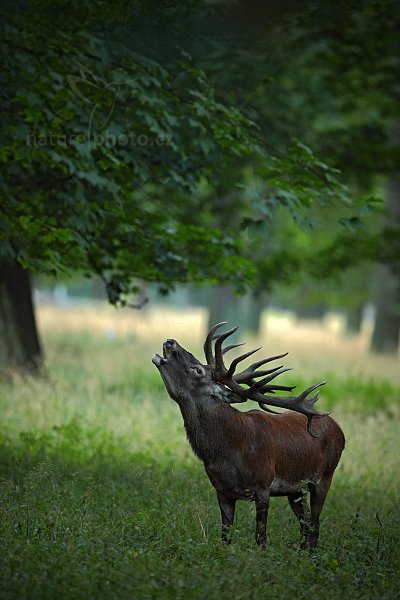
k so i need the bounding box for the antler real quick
[204,322,328,437]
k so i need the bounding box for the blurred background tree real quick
[1,0,399,373]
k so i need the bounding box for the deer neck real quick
[179,396,237,464]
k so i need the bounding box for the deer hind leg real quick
[216,491,236,544]
[307,473,334,550]
[288,491,312,550]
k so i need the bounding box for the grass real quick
[1,304,399,599]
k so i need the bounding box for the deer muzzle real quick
[152,339,177,367]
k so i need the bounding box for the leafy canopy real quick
[0,1,355,303]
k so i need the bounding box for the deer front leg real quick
[216,491,236,544]
[255,492,270,549]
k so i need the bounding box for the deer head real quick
[152,338,236,407]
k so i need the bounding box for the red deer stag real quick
[152,322,345,550]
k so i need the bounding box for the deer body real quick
[153,323,345,550]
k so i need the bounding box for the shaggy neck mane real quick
[179,399,240,463]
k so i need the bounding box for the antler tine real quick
[259,384,296,393]
[246,381,329,435]
[248,381,328,415]
[296,381,327,402]
[235,364,285,384]
[204,321,227,365]
[249,368,292,393]
[223,343,246,355]
[234,352,289,381]
[298,383,329,437]
[226,347,261,377]
[214,325,239,371]
[258,402,281,415]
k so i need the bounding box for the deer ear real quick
[213,385,243,404]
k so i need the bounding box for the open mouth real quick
[152,339,177,367]
[152,353,168,367]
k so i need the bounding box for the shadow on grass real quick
[1,423,399,600]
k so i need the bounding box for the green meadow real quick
[1,306,399,600]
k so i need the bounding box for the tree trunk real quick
[345,304,364,335]
[295,304,327,321]
[207,285,240,342]
[0,259,42,374]
[370,122,400,354]
[370,264,400,353]
[240,293,267,336]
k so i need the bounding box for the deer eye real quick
[191,366,204,377]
